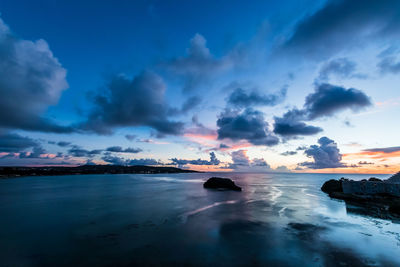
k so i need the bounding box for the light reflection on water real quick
[0,172,398,266]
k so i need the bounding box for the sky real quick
[0,0,399,174]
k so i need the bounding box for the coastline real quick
[0,165,198,179]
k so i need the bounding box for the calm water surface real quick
[0,172,399,266]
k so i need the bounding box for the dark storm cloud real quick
[82,71,184,136]
[273,108,323,137]
[19,146,48,159]
[0,133,59,159]
[304,83,372,119]
[217,108,279,146]
[283,0,400,59]
[273,83,371,137]
[0,18,72,133]
[101,154,125,165]
[163,33,234,91]
[57,141,71,147]
[363,146,400,153]
[127,158,160,165]
[318,58,366,81]
[180,96,202,113]
[0,133,38,152]
[170,152,220,166]
[219,143,230,149]
[125,134,137,141]
[167,96,202,116]
[68,146,103,157]
[101,154,160,166]
[227,87,287,108]
[273,120,322,137]
[299,137,346,169]
[106,146,142,153]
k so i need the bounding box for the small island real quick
[203,177,242,191]
[321,172,400,217]
[0,165,198,178]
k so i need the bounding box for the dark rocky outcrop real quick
[321,174,400,220]
[203,177,242,191]
[388,172,400,183]
[388,204,400,216]
[321,179,343,194]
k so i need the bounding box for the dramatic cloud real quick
[227,87,287,108]
[304,83,372,119]
[283,0,400,59]
[273,108,323,137]
[228,150,251,169]
[167,96,202,116]
[318,58,365,81]
[180,96,202,113]
[219,143,230,149]
[170,152,220,166]
[0,18,71,133]
[125,134,137,141]
[0,133,54,160]
[0,133,38,152]
[299,137,346,169]
[217,108,279,146]
[227,150,289,172]
[274,83,371,137]
[163,33,234,91]
[19,146,48,159]
[82,71,184,136]
[126,158,161,166]
[251,158,271,168]
[68,146,103,157]
[106,146,142,153]
[101,154,160,166]
[57,141,71,147]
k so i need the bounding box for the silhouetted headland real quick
[0,165,198,178]
[321,172,400,219]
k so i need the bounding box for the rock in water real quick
[203,177,242,191]
[321,179,343,194]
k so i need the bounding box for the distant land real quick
[0,165,198,178]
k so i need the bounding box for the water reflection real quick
[0,172,398,266]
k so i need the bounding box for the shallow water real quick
[0,172,399,266]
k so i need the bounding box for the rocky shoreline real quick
[321,172,400,218]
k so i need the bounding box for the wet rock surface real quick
[322,176,400,219]
[321,179,343,194]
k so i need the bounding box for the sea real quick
[0,172,399,266]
